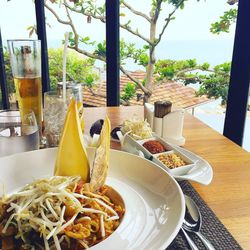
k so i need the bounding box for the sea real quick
[47,39,235,70]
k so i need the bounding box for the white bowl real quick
[0,148,185,250]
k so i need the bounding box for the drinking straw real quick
[63,32,69,105]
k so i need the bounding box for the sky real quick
[0,0,236,42]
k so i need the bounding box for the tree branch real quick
[175,67,214,77]
[64,1,79,43]
[120,66,151,95]
[88,86,106,98]
[63,1,106,22]
[122,1,151,23]
[155,0,185,47]
[68,45,106,62]
[120,24,152,44]
[153,0,163,22]
[63,1,151,44]
[175,76,202,83]
[227,0,238,5]
[44,2,70,25]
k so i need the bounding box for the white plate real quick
[0,148,185,250]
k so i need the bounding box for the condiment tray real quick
[134,136,195,176]
[121,134,213,185]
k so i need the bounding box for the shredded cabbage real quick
[121,117,153,140]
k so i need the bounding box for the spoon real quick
[180,227,199,250]
[183,195,215,250]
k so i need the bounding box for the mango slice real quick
[90,116,111,192]
[54,99,90,182]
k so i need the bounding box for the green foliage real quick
[187,59,197,68]
[155,59,231,104]
[168,0,185,7]
[94,42,106,57]
[201,62,210,70]
[121,82,136,101]
[60,0,106,16]
[67,32,95,49]
[214,62,231,73]
[196,73,230,105]
[137,53,149,67]
[155,59,195,80]
[120,40,148,67]
[210,8,238,34]
[196,62,231,105]
[68,32,77,47]
[80,36,96,46]
[48,48,99,90]
[3,49,15,95]
[84,74,95,88]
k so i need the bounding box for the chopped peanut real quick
[157,153,186,169]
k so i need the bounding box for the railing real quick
[0,0,250,147]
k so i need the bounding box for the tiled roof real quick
[83,71,210,109]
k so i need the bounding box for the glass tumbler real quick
[7,39,42,135]
[43,91,72,147]
[0,110,39,157]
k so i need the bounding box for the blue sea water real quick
[3,38,234,69]
[47,39,234,70]
[156,39,234,66]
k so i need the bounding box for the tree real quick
[5,0,235,106]
[44,0,200,103]
[155,59,231,105]
[48,48,99,90]
[210,0,238,34]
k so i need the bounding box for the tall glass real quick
[0,110,39,157]
[43,90,72,147]
[7,39,42,134]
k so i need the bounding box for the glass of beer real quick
[7,39,42,136]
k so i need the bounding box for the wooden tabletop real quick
[83,105,250,249]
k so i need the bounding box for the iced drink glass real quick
[43,91,72,147]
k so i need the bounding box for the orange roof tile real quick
[82,71,211,109]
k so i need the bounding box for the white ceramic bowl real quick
[0,148,185,250]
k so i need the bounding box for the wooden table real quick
[83,106,250,249]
